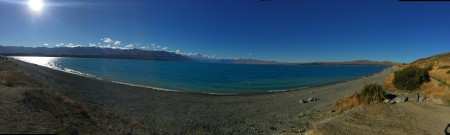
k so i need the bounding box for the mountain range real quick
[0,46,398,65]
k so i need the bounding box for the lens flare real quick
[28,0,44,12]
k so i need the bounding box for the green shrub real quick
[393,66,431,90]
[447,70,450,74]
[360,84,385,102]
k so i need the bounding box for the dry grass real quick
[384,74,399,92]
[392,64,407,71]
[429,69,450,85]
[333,92,369,113]
[385,70,450,105]
[418,82,450,104]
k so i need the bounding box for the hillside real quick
[411,52,450,67]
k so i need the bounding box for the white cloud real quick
[66,43,83,48]
[175,50,182,54]
[125,44,134,49]
[161,47,168,50]
[89,43,96,47]
[43,43,49,46]
[114,40,121,46]
[55,43,64,47]
[102,37,113,43]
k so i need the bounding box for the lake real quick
[13,56,388,94]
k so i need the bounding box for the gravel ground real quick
[8,59,394,134]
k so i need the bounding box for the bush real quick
[333,84,386,113]
[447,70,450,74]
[393,66,431,90]
[360,84,386,101]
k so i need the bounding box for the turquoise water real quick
[13,56,388,94]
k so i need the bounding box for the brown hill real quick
[411,52,450,67]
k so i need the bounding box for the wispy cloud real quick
[113,40,121,46]
[125,44,134,49]
[101,37,113,43]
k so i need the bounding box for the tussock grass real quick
[361,84,386,102]
[429,69,450,85]
[418,82,450,105]
[333,92,369,113]
[437,65,450,69]
[384,74,399,92]
[333,84,386,113]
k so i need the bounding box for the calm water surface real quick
[13,56,388,94]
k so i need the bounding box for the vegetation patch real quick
[418,82,450,105]
[438,65,450,69]
[393,66,431,90]
[333,84,386,113]
[360,84,386,102]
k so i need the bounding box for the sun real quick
[28,0,44,12]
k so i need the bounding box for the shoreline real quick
[12,57,390,96]
[10,58,394,134]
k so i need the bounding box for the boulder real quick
[383,99,391,103]
[299,100,308,104]
[418,94,426,102]
[407,93,419,102]
[298,112,306,118]
[308,97,317,102]
[393,95,408,103]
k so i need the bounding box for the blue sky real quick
[0,0,449,63]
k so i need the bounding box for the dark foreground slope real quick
[0,57,393,134]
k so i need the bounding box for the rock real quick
[299,100,308,103]
[383,99,390,103]
[418,94,426,102]
[407,93,419,102]
[298,112,306,118]
[308,97,317,102]
[393,95,408,103]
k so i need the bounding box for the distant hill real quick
[0,46,398,65]
[213,59,282,64]
[293,60,398,66]
[410,52,450,67]
[0,46,190,61]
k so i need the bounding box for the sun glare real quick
[28,0,44,12]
